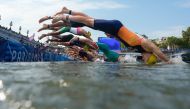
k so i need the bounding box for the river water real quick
[0,62,190,109]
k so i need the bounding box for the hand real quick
[91,42,99,50]
[55,14,65,21]
[39,34,47,40]
[165,60,173,64]
[53,7,69,16]
[39,16,51,23]
[46,39,51,43]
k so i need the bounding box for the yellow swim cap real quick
[87,31,91,37]
[83,45,89,51]
[146,54,157,65]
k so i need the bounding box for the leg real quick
[61,15,122,36]
[61,15,95,28]
[55,7,92,18]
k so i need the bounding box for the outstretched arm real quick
[39,30,62,40]
[39,15,63,24]
[38,24,61,32]
[53,14,94,28]
[39,16,53,23]
[152,46,171,63]
[54,7,91,18]
[50,21,66,28]
[73,27,92,40]
[46,31,61,36]
[142,40,171,63]
[51,41,71,46]
[47,38,62,43]
[59,42,71,46]
[78,36,98,50]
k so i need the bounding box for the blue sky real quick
[0,0,190,41]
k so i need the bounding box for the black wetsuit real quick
[92,19,146,53]
[70,21,86,27]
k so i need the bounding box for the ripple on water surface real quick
[0,62,190,109]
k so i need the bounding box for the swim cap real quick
[87,31,91,37]
[146,54,157,65]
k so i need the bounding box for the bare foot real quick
[39,16,51,23]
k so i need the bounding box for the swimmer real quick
[40,33,98,50]
[39,15,86,28]
[38,25,92,40]
[97,42,134,63]
[71,46,95,61]
[44,7,171,65]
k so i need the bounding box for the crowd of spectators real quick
[0,24,69,56]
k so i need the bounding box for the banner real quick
[0,37,73,62]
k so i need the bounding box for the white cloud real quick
[0,0,128,41]
[178,1,190,8]
[64,1,128,10]
[147,26,187,39]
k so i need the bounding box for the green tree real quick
[175,38,185,47]
[159,41,167,49]
[167,36,177,49]
[182,27,190,48]
[166,36,186,49]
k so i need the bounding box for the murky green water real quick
[0,62,190,109]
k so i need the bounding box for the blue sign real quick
[0,37,73,62]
